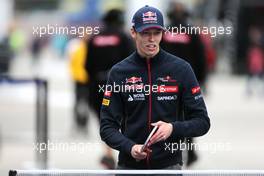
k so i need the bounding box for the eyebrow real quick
[141,29,162,33]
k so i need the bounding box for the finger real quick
[149,135,157,144]
[135,146,144,153]
[136,152,147,159]
[140,151,148,156]
[149,135,159,145]
[135,149,147,156]
[141,146,153,153]
[151,121,163,126]
[149,129,162,143]
[136,155,147,160]
[154,121,164,126]
[150,132,166,145]
[157,134,165,142]
[146,148,152,153]
[160,135,166,141]
[151,122,157,126]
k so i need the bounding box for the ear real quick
[130,27,136,39]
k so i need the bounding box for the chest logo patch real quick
[156,76,176,82]
[126,76,142,84]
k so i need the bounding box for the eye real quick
[141,31,149,36]
[154,31,162,35]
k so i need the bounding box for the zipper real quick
[146,59,152,168]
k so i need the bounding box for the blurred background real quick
[0,0,264,175]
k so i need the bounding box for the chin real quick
[148,51,157,57]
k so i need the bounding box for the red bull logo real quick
[126,76,142,84]
[192,86,201,94]
[142,11,157,22]
[104,90,112,97]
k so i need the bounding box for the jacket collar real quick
[134,48,166,66]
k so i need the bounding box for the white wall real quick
[0,0,13,40]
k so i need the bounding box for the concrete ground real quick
[0,51,264,175]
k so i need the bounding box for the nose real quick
[148,33,155,42]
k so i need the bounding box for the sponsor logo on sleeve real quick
[102,98,110,106]
[194,94,203,100]
[191,86,201,94]
[104,91,112,97]
[191,86,202,100]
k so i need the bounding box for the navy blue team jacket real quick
[100,49,210,169]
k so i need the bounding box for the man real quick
[160,2,209,166]
[100,5,210,170]
[68,35,90,130]
[161,2,208,92]
[85,9,134,169]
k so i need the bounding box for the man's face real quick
[131,28,163,59]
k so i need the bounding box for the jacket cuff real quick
[171,121,186,138]
[123,140,136,156]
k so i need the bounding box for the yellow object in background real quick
[68,38,89,83]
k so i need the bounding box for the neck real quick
[137,49,160,60]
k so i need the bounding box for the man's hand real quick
[148,121,173,146]
[131,144,149,160]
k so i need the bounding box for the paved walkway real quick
[1,53,264,175]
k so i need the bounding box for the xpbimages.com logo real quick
[164,24,233,38]
[32,24,100,37]
[98,82,179,96]
[164,140,232,154]
[33,140,101,154]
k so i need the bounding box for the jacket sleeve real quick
[100,67,135,155]
[171,63,210,138]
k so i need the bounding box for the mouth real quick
[145,44,157,51]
